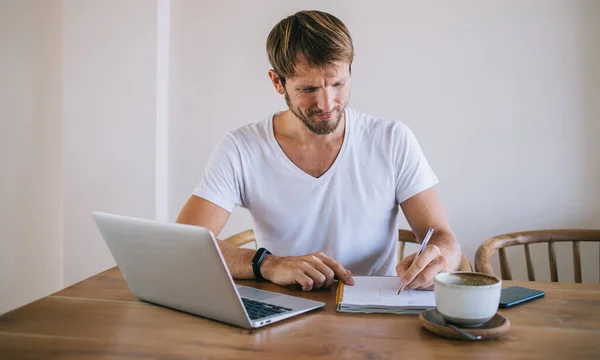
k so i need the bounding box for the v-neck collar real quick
[268,108,351,183]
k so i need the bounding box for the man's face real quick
[280,60,351,135]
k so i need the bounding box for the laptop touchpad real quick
[237,286,279,301]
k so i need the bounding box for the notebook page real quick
[342,276,435,307]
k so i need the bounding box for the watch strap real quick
[251,247,271,281]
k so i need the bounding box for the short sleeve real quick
[192,133,244,212]
[394,124,439,204]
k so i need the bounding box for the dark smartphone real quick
[499,286,545,308]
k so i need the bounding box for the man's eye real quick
[334,82,344,87]
[302,88,317,93]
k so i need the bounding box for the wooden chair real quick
[475,229,600,283]
[223,229,257,249]
[224,229,473,272]
[398,229,473,272]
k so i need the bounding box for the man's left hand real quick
[395,244,452,290]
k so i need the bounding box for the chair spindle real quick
[548,241,558,282]
[398,241,406,263]
[572,241,582,283]
[499,247,513,280]
[524,243,535,281]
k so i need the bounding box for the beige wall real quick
[1,0,599,314]
[1,0,160,313]
[61,0,159,287]
[168,0,600,282]
[0,0,63,314]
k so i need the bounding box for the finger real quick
[334,269,353,278]
[333,269,354,285]
[406,256,447,290]
[312,252,350,286]
[300,262,328,290]
[317,253,354,285]
[306,255,336,288]
[294,270,315,291]
[399,245,441,288]
[396,253,416,279]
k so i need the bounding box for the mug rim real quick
[435,271,502,289]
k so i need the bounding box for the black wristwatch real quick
[251,247,271,281]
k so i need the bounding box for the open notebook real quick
[336,276,436,314]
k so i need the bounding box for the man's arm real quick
[177,195,256,278]
[176,195,353,290]
[395,187,461,290]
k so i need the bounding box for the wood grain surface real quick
[1,267,600,359]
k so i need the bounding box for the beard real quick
[285,92,346,135]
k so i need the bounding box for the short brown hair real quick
[266,10,354,84]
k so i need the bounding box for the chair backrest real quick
[398,229,473,272]
[475,229,600,283]
[223,229,257,249]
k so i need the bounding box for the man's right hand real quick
[260,252,354,291]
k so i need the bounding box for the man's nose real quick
[316,88,335,113]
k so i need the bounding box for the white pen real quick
[397,227,435,295]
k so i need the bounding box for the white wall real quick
[2,1,598,314]
[0,0,63,314]
[169,0,600,282]
[1,0,161,312]
[61,0,159,286]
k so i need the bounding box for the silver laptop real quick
[92,211,324,328]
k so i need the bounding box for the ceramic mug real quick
[434,271,502,327]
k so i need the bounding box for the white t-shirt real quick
[193,108,438,275]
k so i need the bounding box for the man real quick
[177,10,461,292]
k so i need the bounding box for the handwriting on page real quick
[379,287,400,297]
[379,288,420,305]
[343,276,436,308]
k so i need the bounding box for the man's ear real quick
[268,69,286,95]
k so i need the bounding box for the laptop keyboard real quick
[241,298,292,320]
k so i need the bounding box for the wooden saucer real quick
[419,309,510,341]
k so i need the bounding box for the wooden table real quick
[1,267,600,359]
